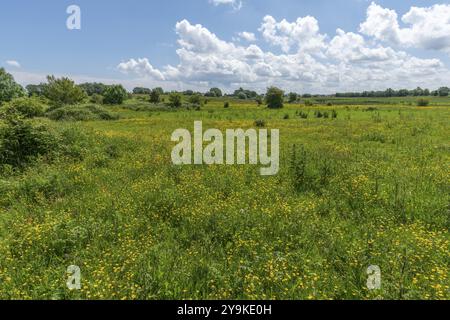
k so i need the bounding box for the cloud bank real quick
[118,2,450,93]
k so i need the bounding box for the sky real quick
[1,0,450,93]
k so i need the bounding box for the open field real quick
[0,97,449,300]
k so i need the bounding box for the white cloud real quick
[117,58,165,80]
[5,60,21,68]
[235,31,257,42]
[259,15,327,54]
[116,11,450,93]
[209,0,242,10]
[360,2,450,54]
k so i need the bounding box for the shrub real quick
[1,97,46,118]
[0,116,55,168]
[47,105,119,121]
[224,102,230,108]
[0,68,25,104]
[43,76,87,107]
[288,92,298,103]
[266,87,284,109]
[90,93,104,104]
[254,119,266,127]
[298,111,308,119]
[189,94,203,107]
[149,89,161,103]
[168,92,182,108]
[417,99,430,107]
[283,114,290,119]
[314,111,323,118]
[331,110,338,119]
[304,100,313,106]
[78,83,107,96]
[103,85,128,105]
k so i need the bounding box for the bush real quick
[90,93,104,104]
[0,68,25,104]
[417,99,430,107]
[288,92,298,103]
[168,92,182,108]
[304,100,313,106]
[103,85,128,105]
[1,97,46,118]
[254,119,266,127]
[298,111,308,119]
[266,87,284,109]
[149,89,161,103]
[332,110,338,119]
[0,116,56,168]
[189,94,203,107]
[47,105,119,121]
[224,102,230,108]
[43,76,87,107]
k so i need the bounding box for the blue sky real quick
[1,0,450,93]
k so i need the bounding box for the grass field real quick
[0,96,448,300]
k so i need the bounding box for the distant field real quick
[0,96,448,300]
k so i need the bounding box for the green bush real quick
[1,97,46,118]
[0,68,25,104]
[43,76,87,107]
[0,116,56,169]
[266,87,284,109]
[168,92,182,108]
[254,119,266,127]
[417,99,430,107]
[90,93,104,104]
[224,102,230,108]
[47,105,119,121]
[103,85,128,105]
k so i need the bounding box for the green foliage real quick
[26,84,46,97]
[103,85,128,105]
[437,87,449,97]
[47,105,119,121]
[149,88,161,103]
[78,83,107,96]
[0,116,55,169]
[1,97,46,118]
[205,87,222,97]
[265,86,284,109]
[288,92,298,103]
[254,119,266,127]
[224,101,230,108]
[0,68,25,104]
[90,93,104,105]
[304,100,313,106]
[168,92,182,108]
[133,87,151,95]
[417,99,430,107]
[43,76,87,107]
[188,94,203,107]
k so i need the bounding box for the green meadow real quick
[0,96,449,300]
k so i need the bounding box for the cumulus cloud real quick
[259,15,327,54]
[360,2,450,53]
[5,60,21,68]
[117,9,450,93]
[117,58,165,80]
[235,31,257,42]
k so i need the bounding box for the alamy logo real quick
[171,121,279,176]
[66,5,81,30]
[366,265,381,290]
